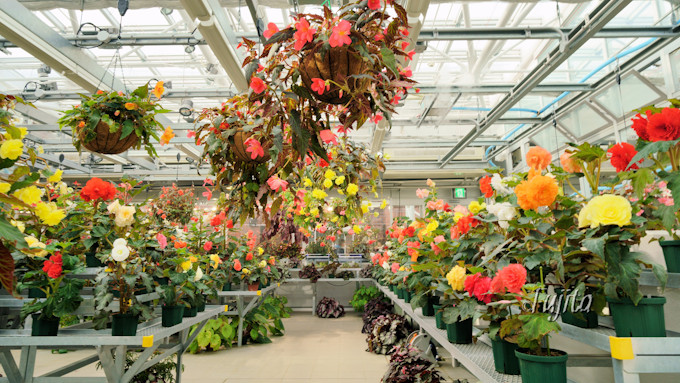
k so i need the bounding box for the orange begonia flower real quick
[124,102,138,110]
[515,175,558,211]
[153,81,165,99]
[526,146,552,171]
[160,127,175,146]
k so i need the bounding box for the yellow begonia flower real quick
[35,202,66,226]
[47,169,63,183]
[324,169,336,180]
[0,182,10,194]
[180,260,192,271]
[468,201,486,215]
[114,206,136,227]
[303,178,313,187]
[323,178,333,188]
[38,146,44,154]
[0,139,23,160]
[310,207,319,216]
[13,186,43,205]
[335,176,345,185]
[361,204,369,214]
[11,220,25,233]
[374,212,379,217]
[453,212,464,223]
[331,216,339,223]
[399,266,405,271]
[338,190,344,195]
[346,183,359,196]
[446,265,466,291]
[210,254,222,268]
[353,225,361,234]
[311,189,327,199]
[578,195,631,228]
[380,199,387,209]
[258,247,264,255]
[258,260,267,268]
[24,236,47,257]
[242,268,251,275]
[425,220,438,233]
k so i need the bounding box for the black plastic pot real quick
[422,295,439,317]
[404,289,412,303]
[433,304,445,330]
[491,335,521,375]
[183,305,198,317]
[197,295,206,312]
[515,349,568,383]
[85,253,104,267]
[161,305,184,327]
[445,318,472,344]
[31,314,59,336]
[153,276,169,286]
[660,240,680,273]
[607,296,666,337]
[222,282,232,291]
[111,313,139,336]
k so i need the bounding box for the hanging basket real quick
[80,120,140,154]
[229,128,271,164]
[300,45,369,105]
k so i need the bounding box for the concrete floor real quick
[3,312,476,382]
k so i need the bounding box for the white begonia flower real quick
[114,205,136,227]
[490,173,513,196]
[113,238,127,248]
[194,267,204,281]
[111,245,130,262]
[382,262,390,270]
[107,200,122,215]
[58,182,69,196]
[487,202,517,229]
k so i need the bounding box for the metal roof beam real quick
[439,0,633,167]
[0,0,124,93]
[38,152,89,173]
[418,26,680,41]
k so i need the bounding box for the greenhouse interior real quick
[1,0,680,382]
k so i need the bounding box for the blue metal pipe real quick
[483,37,660,166]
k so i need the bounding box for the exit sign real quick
[453,188,466,199]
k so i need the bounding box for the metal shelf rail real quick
[216,283,279,347]
[281,278,373,313]
[0,305,226,383]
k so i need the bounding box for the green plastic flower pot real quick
[28,288,46,299]
[446,318,472,344]
[606,296,666,337]
[222,282,232,291]
[660,240,680,273]
[515,349,568,383]
[161,305,184,327]
[491,336,520,375]
[390,284,396,293]
[111,313,139,336]
[197,295,206,312]
[404,289,412,303]
[396,287,405,299]
[31,314,59,336]
[183,305,198,317]
[433,304,445,329]
[555,288,598,328]
[422,296,439,317]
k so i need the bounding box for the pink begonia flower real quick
[434,235,445,244]
[267,175,288,192]
[319,129,338,145]
[244,137,265,159]
[391,262,400,273]
[249,77,266,94]
[329,20,352,48]
[156,233,167,250]
[368,0,381,10]
[293,18,316,51]
[263,22,279,39]
[310,78,329,95]
[416,188,429,199]
[453,205,469,215]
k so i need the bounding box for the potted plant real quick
[622,101,680,272]
[381,345,443,383]
[156,242,200,327]
[58,82,172,156]
[93,237,153,336]
[148,184,197,226]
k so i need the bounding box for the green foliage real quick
[188,295,291,353]
[350,285,382,312]
[97,351,180,383]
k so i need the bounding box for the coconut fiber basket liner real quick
[81,120,140,154]
[300,45,369,105]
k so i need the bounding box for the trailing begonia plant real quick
[147,184,197,225]
[58,82,173,157]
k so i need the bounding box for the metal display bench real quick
[215,283,278,347]
[285,277,374,312]
[0,305,226,383]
